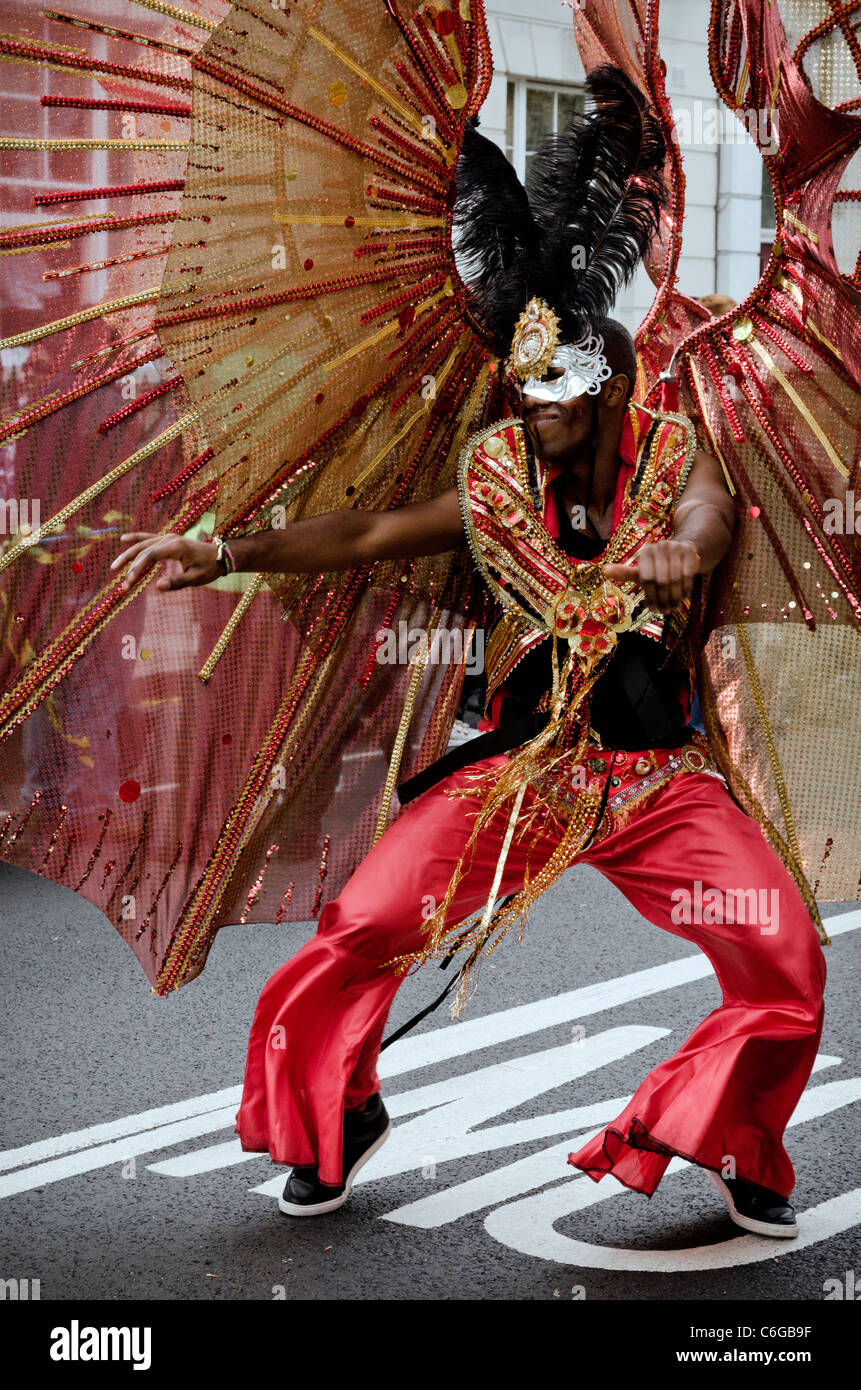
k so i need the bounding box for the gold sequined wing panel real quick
[572,1,861,908]
[0,0,504,995]
[151,1,510,993]
[0,1,248,994]
[676,1,861,905]
[157,0,499,541]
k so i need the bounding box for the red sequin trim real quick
[274,880,295,925]
[360,271,445,325]
[75,809,112,890]
[312,834,331,916]
[0,37,192,91]
[5,790,41,847]
[40,94,191,117]
[37,804,68,874]
[0,349,159,445]
[136,840,183,944]
[240,842,280,924]
[97,376,183,435]
[151,447,215,502]
[153,258,444,331]
[191,53,445,190]
[34,179,185,207]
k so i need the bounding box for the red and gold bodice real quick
[459,400,698,747]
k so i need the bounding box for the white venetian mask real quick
[520,333,613,404]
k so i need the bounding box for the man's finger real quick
[157,564,210,592]
[666,559,685,606]
[120,547,161,589]
[602,563,639,584]
[111,536,158,569]
[635,551,657,609]
[680,545,699,576]
[111,537,161,572]
[120,538,181,588]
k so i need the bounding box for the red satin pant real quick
[236,757,826,1195]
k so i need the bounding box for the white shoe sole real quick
[278,1121,392,1217]
[707,1169,799,1238]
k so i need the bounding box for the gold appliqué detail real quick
[509,297,560,382]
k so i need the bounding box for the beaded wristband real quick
[212,534,237,576]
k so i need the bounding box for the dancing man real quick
[110,63,828,1237]
[111,301,825,1236]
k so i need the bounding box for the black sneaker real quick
[278,1095,391,1217]
[707,1170,799,1238]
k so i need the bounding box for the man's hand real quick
[110,532,223,592]
[604,538,700,614]
[603,449,736,613]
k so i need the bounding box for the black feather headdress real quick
[453,64,667,356]
[451,115,540,351]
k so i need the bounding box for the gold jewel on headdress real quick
[508,297,560,382]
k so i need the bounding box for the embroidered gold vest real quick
[458,402,698,735]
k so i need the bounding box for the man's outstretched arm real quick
[110,487,464,592]
[604,448,737,613]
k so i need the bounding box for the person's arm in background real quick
[110,487,464,591]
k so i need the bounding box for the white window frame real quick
[504,78,584,183]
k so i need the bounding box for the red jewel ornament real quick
[72,560,83,573]
[575,619,614,659]
[344,215,355,228]
[222,733,232,745]
[749,506,761,518]
[315,392,324,405]
[303,257,314,270]
[119,780,140,803]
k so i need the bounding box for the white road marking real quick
[0,1087,241,1175]
[147,1138,252,1178]
[379,906,857,1076]
[0,910,857,1204]
[381,1054,843,1229]
[482,1078,861,1270]
[0,1107,239,1201]
[377,954,711,1078]
[0,946,715,1189]
[248,1026,668,1197]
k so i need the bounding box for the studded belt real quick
[530,729,724,830]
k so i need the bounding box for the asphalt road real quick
[0,855,858,1306]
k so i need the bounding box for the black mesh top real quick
[495,481,693,751]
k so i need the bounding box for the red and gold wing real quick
[573,0,861,909]
[0,0,503,993]
[570,0,713,398]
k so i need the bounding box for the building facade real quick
[481,0,770,331]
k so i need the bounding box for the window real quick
[504,79,585,183]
